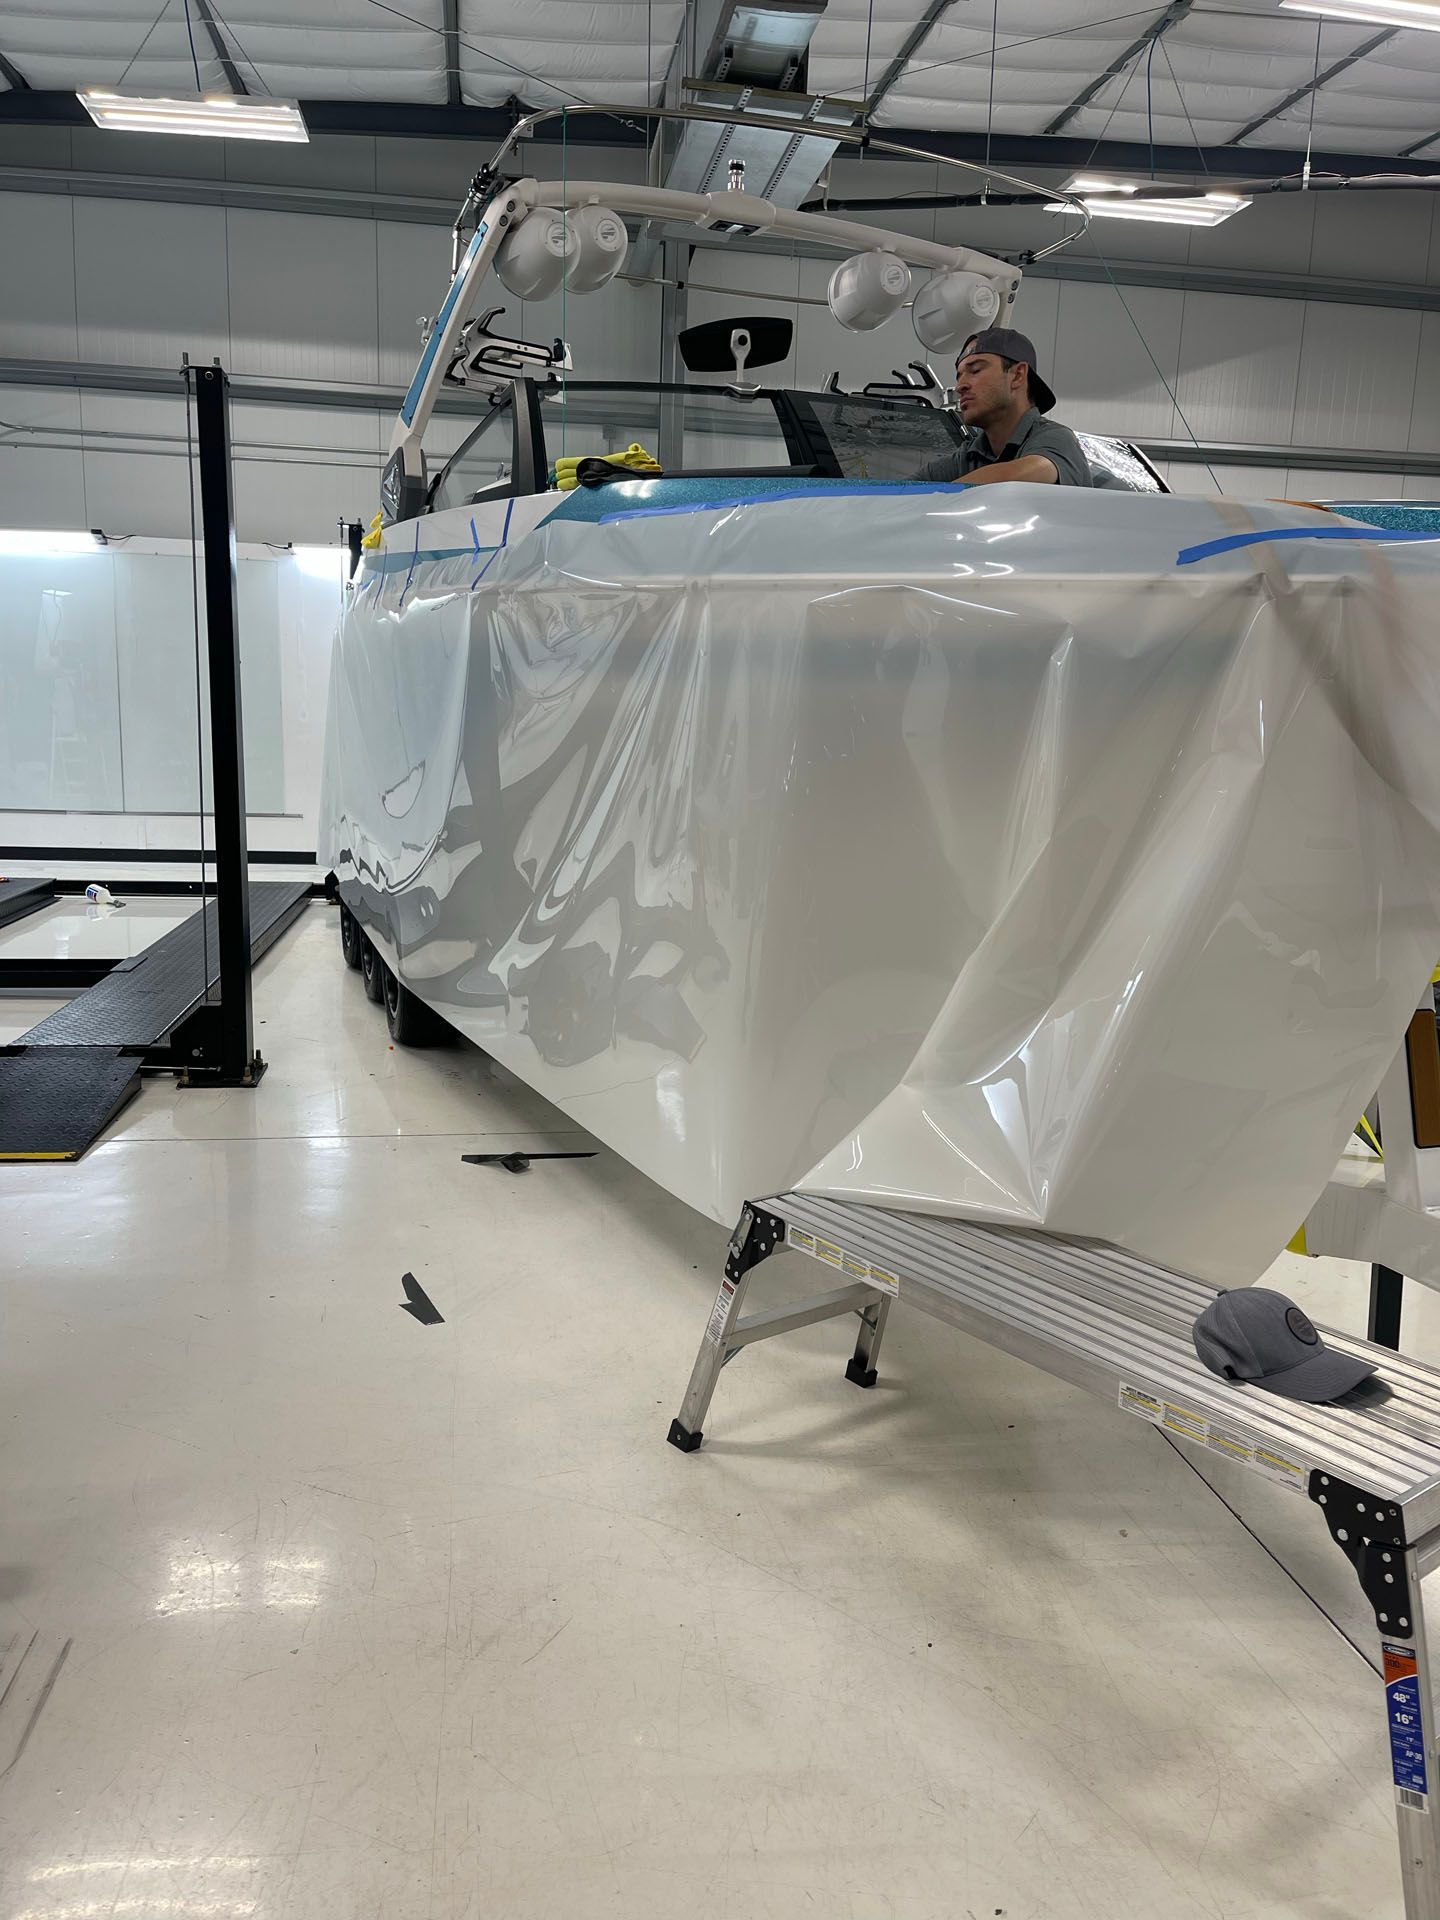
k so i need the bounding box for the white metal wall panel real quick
[1165,462,1287,497]
[1286,468,1407,499]
[227,209,379,384]
[1410,312,1440,455]
[1195,194,1316,279]
[1309,192,1436,286]
[1051,282,1180,441]
[0,191,78,360]
[0,388,86,530]
[1174,291,1302,446]
[1292,301,1420,451]
[73,198,230,370]
[376,220,451,389]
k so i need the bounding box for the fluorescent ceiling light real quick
[0,529,103,555]
[1279,0,1440,28]
[77,89,308,142]
[1049,179,1250,226]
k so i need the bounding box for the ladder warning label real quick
[705,1278,737,1346]
[785,1226,899,1296]
[1118,1384,1307,1493]
[1384,1642,1429,1805]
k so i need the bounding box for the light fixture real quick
[564,206,629,294]
[77,89,308,142]
[1048,177,1250,227]
[1279,0,1440,28]
[0,528,104,555]
[911,269,1001,354]
[827,250,912,332]
[494,209,577,300]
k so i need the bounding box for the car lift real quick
[668,1004,1440,1919]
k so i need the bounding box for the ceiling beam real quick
[1043,0,1195,138]
[191,0,248,95]
[863,0,960,117]
[0,47,30,90]
[1402,130,1440,159]
[1226,26,1394,146]
[442,0,462,107]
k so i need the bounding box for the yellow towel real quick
[555,443,662,491]
[361,510,385,550]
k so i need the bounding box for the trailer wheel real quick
[361,937,386,1004]
[384,967,447,1046]
[339,905,364,970]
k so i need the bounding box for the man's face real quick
[954,350,1025,427]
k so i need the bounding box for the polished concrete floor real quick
[0,904,1432,1919]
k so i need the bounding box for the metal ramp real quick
[669,1192,1440,1919]
[0,876,57,932]
[0,881,308,1161]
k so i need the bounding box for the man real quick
[919,327,1090,488]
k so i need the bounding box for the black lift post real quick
[172,360,264,1088]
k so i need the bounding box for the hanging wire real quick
[1303,18,1323,188]
[206,1,271,94]
[117,0,176,87]
[182,0,202,89]
[900,5,1158,90]
[1093,245,1222,495]
[1145,31,1157,180]
[182,363,212,999]
[862,0,876,107]
[560,107,569,465]
[1158,37,1209,175]
[984,0,999,178]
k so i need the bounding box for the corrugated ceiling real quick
[0,0,1433,156]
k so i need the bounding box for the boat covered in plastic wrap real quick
[321,474,1440,1285]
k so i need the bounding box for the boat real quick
[320,110,1440,1286]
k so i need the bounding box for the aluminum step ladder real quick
[668,1193,1440,1920]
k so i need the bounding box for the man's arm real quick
[951,453,1058,487]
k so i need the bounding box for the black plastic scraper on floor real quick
[398,1271,444,1325]
[460,1150,596,1173]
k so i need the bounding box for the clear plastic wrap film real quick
[320,483,1440,1283]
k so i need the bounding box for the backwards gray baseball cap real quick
[957,327,1057,414]
[1193,1288,1377,1403]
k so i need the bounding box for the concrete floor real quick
[0,903,1431,1918]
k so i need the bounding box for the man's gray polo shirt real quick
[918,406,1092,487]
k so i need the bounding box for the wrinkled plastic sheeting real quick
[320,486,1440,1284]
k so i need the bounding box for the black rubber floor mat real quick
[0,1047,142,1160]
[23,882,308,1049]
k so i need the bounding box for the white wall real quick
[0,536,341,856]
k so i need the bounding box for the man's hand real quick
[955,454,1059,486]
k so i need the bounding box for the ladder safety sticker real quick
[785,1227,900,1296]
[705,1277,737,1346]
[1385,1643,1429,1805]
[1206,1425,1254,1467]
[1251,1446,1307,1493]
[1118,1385,1308,1493]
[1162,1403,1208,1442]
[1119,1385,1163,1423]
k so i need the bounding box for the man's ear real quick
[1013,361,1030,398]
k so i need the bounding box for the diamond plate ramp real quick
[0,1048,141,1160]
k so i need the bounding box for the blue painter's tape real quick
[1176,525,1440,566]
[399,223,487,428]
[471,497,514,590]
